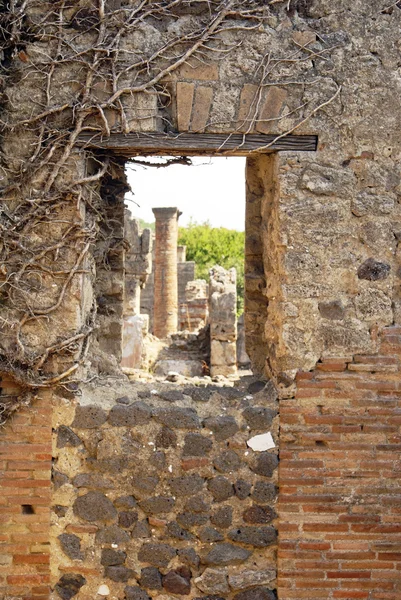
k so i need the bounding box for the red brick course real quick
[278,326,401,599]
[0,380,51,600]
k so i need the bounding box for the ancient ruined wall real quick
[1,1,401,599]
[51,379,278,600]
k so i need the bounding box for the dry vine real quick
[0,0,342,421]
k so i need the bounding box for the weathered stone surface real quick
[169,474,204,496]
[73,492,117,523]
[178,547,200,568]
[202,543,251,566]
[140,567,163,590]
[177,511,209,528]
[139,496,175,514]
[184,387,213,402]
[318,300,345,320]
[132,475,159,494]
[357,258,391,281]
[158,389,186,402]
[228,570,276,591]
[53,505,68,518]
[58,534,84,561]
[351,191,395,217]
[55,574,86,600]
[250,453,279,477]
[95,526,130,545]
[228,526,277,547]
[300,164,354,196]
[125,586,151,600]
[243,505,276,524]
[210,506,233,529]
[154,407,200,429]
[108,402,152,426]
[234,480,252,500]
[132,520,151,539]
[191,85,214,132]
[195,568,229,595]
[149,451,166,470]
[203,416,238,441]
[105,566,135,582]
[116,395,131,405]
[119,511,139,529]
[114,495,137,509]
[166,521,195,541]
[207,476,234,502]
[138,542,176,568]
[183,433,213,456]
[198,527,224,542]
[101,548,127,566]
[185,496,210,513]
[156,426,177,448]
[163,567,191,595]
[233,588,276,600]
[154,359,204,377]
[53,469,69,490]
[57,426,82,448]
[73,473,112,489]
[72,405,107,429]
[242,407,277,430]
[213,450,241,473]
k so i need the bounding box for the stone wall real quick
[51,378,278,600]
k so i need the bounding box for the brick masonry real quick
[278,326,401,600]
[0,385,52,600]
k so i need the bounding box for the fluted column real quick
[152,207,180,338]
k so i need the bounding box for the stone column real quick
[209,266,237,377]
[152,207,180,338]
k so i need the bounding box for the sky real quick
[125,156,246,231]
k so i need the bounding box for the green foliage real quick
[138,218,155,231]
[178,221,245,315]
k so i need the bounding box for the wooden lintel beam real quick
[77,132,318,156]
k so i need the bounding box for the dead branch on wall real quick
[0,0,342,421]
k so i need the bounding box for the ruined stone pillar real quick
[209,266,237,377]
[152,207,180,338]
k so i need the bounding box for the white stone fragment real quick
[247,432,275,452]
[111,543,118,549]
[98,585,110,596]
[168,464,173,473]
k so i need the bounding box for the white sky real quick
[125,156,246,231]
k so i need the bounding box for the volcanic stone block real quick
[139,496,175,514]
[234,480,252,500]
[169,474,204,496]
[228,526,277,547]
[105,566,135,582]
[167,521,195,541]
[118,511,139,529]
[202,543,251,566]
[178,547,200,568]
[72,405,107,429]
[163,567,191,595]
[228,570,276,591]
[210,506,233,528]
[242,407,277,430]
[55,574,86,600]
[73,492,117,523]
[58,534,84,560]
[101,549,127,566]
[250,453,279,477]
[95,526,130,545]
[156,426,177,448]
[154,407,200,429]
[195,568,229,595]
[357,258,391,281]
[57,426,82,448]
[233,589,276,600]
[125,586,151,600]
[183,433,213,456]
[207,476,234,502]
[177,512,209,528]
[203,416,238,441]
[114,495,137,509]
[198,527,224,542]
[140,567,163,590]
[243,505,276,524]
[138,542,176,568]
[108,402,152,426]
[213,451,241,473]
[251,482,278,504]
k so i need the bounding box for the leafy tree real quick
[178,221,245,315]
